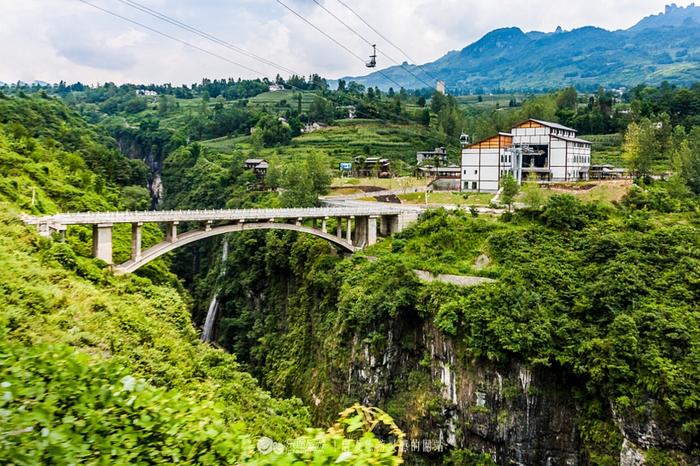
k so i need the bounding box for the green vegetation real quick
[397,191,493,207]
[3,79,700,463]
[581,134,624,165]
[201,185,699,462]
[0,96,402,464]
[499,173,520,211]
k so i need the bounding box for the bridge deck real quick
[23,206,411,226]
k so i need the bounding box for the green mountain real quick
[345,4,700,91]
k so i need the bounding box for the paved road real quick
[323,186,428,201]
[22,205,413,227]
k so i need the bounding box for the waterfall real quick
[201,294,219,342]
[201,238,229,342]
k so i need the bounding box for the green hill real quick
[201,119,452,172]
[0,96,401,465]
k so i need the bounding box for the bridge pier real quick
[381,215,398,236]
[336,217,342,238]
[357,216,370,247]
[351,215,379,247]
[322,217,328,233]
[346,216,353,244]
[92,223,113,264]
[368,216,378,245]
[131,222,142,261]
[166,221,179,243]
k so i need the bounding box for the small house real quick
[417,147,448,166]
[244,159,268,179]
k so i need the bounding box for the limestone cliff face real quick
[328,315,700,465]
[337,319,584,464]
[113,132,165,206]
[425,326,582,465]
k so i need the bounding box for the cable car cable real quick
[274,0,405,90]
[334,0,440,83]
[76,0,267,76]
[117,0,301,76]
[77,0,334,103]
[310,0,434,89]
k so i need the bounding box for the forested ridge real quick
[0,80,699,465]
[0,96,403,465]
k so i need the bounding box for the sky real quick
[0,0,691,85]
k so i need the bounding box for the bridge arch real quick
[114,222,359,275]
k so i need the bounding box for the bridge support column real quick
[205,220,213,232]
[336,217,342,238]
[346,216,353,244]
[296,217,303,227]
[131,222,142,261]
[166,221,179,243]
[397,212,419,233]
[92,223,113,264]
[353,216,368,247]
[381,215,399,235]
[368,216,378,246]
[322,217,328,233]
[38,222,51,237]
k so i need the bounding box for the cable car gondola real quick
[366,44,377,68]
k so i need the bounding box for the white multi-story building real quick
[460,119,592,192]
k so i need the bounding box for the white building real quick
[460,119,592,192]
[268,83,285,92]
[436,80,446,95]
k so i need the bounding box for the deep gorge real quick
[184,208,700,465]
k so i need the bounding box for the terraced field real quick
[580,133,624,165]
[247,90,318,113]
[455,93,529,111]
[201,119,451,173]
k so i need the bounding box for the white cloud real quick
[0,0,688,84]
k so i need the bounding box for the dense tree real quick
[279,152,331,207]
[623,118,659,178]
[499,173,520,211]
[556,87,578,110]
[255,114,291,147]
[419,108,431,126]
[674,126,700,194]
[308,96,335,124]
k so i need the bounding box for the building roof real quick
[551,134,592,145]
[465,132,513,149]
[417,147,447,155]
[245,158,266,165]
[516,119,578,133]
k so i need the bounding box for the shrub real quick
[44,242,77,270]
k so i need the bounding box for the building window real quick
[474,170,478,175]
[471,182,477,190]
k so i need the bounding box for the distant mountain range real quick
[0,80,50,87]
[343,3,700,92]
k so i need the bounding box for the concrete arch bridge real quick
[23,205,419,275]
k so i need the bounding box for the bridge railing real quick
[24,205,415,226]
